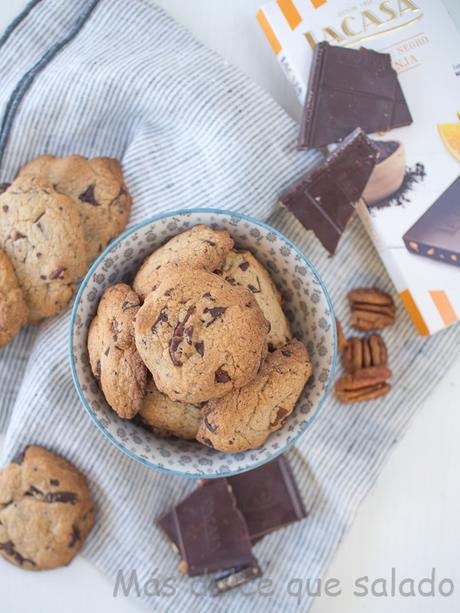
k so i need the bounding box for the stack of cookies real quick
[0,155,131,346]
[87,225,312,452]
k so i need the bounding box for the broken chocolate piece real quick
[280,128,378,254]
[228,456,306,544]
[204,306,226,327]
[169,307,195,367]
[79,185,99,206]
[299,42,412,149]
[49,265,67,280]
[151,307,168,332]
[215,368,231,383]
[68,525,81,548]
[195,341,205,357]
[157,480,256,577]
[157,511,180,554]
[122,300,139,312]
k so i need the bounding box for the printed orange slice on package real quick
[438,124,460,162]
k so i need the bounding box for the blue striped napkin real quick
[0,1,457,611]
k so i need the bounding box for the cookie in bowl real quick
[133,224,234,300]
[138,379,202,440]
[134,265,269,404]
[218,249,292,350]
[197,339,311,452]
[87,283,147,419]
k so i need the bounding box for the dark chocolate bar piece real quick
[403,175,460,267]
[157,480,256,577]
[280,128,378,254]
[228,456,306,544]
[213,564,262,595]
[299,42,412,149]
[157,508,180,552]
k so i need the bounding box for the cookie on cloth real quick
[139,379,202,440]
[0,446,95,571]
[135,266,269,404]
[0,248,28,347]
[133,225,234,300]
[20,154,131,261]
[197,339,311,452]
[0,176,87,322]
[219,249,292,350]
[88,283,147,419]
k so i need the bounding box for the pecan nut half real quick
[335,366,392,403]
[336,318,347,352]
[348,287,396,331]
[342,334,388,373]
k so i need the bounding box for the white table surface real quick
[1,1,460,612]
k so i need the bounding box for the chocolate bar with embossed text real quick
[403,176,460,267]
[157,479,256,576]
[299,42,412,149]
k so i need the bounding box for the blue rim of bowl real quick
[69,208,337,478]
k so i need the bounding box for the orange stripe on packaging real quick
[399,290,429,336]
[256,9,282,55]
[277,0,302,29]
[311,0,327,8]
[429,291,458,327]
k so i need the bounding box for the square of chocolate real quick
[299,42,412,149]
[280,128,378,254]
[228,455,306,543]
[157,479,256,576]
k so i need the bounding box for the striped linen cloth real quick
[0,1,458,611]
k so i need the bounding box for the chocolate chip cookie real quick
[20,154,131,262]
[0,176,87,322]
[0,249,28,347]
[135,266,269,404]
[219,249,292,349]
[197,339,311,452]
[139,379,202,440]
[0,446,95,571]
[133,225,234,300]
[88,283,147,419]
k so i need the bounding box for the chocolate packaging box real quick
[257,0,460,335]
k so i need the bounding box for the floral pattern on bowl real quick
[70,209,337,477]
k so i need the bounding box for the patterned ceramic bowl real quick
[70,209,337,478]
